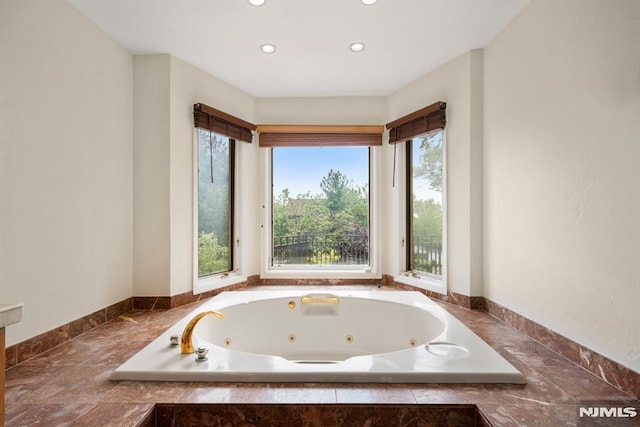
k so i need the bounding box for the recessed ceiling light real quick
[260,44,276,54]
[249,0,265,5]
[361,0,377,4]
[349,42,365,53]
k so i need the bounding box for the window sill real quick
[394,273,446,295]
[261,267,380,280]
[193,273,247,295]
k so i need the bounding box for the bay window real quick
[407,130,444,278]
[386,101,447,291]
[193,103,255,291]
[196,129,234,277]
[272,146,370,267]
[258,125,383,277]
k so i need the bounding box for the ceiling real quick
[68,0,528,98]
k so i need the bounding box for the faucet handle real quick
[169,334,179,347]
[195,346,209,362]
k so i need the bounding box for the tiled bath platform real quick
[4,287,639,426]
[151,404,487,426]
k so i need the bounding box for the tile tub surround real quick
[4,289,639,426]
[132,279,254,310]
[6,281,640,395]
[152,403,488,426]
[381,275,485,310]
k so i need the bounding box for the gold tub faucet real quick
[180,310,224,354]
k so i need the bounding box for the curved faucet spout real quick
[180,310,224,354]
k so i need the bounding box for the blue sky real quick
[273,146,369,197]
[271,145,442,203]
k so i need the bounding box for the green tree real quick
[197,130,232,276]
[412,197,443,241]
[320,169,351,214]
[273,189,329,238]
[273,188,291,238]
[345,183,369,227]
[198,232,230,276]
[414,132,443,193]
[198,131,231,245]
[273,168,369,265]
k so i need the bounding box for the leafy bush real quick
[198,232,230,276]
[307,248,341,265]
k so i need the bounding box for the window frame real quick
[394,129,448,294]
[260,145,381,280]
[192,129,246,294]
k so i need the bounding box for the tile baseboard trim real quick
[5,297,133,369]
[483,298,640,398]
[381,274,484,309]
[132,275,261,309]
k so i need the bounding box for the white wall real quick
[133,55,256,297]
[483,0,640,372]
[168,56,257,295]
[255,97,387,125]
[387,51,484,297]
[0,0,134,347]
[133,55,171,296]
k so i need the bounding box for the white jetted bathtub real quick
[111,291,525,383]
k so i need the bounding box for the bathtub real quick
[111,291,525,383]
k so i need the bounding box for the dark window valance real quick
[385,101,446,144]
[193,103,256,143]
[257,125,384,147]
